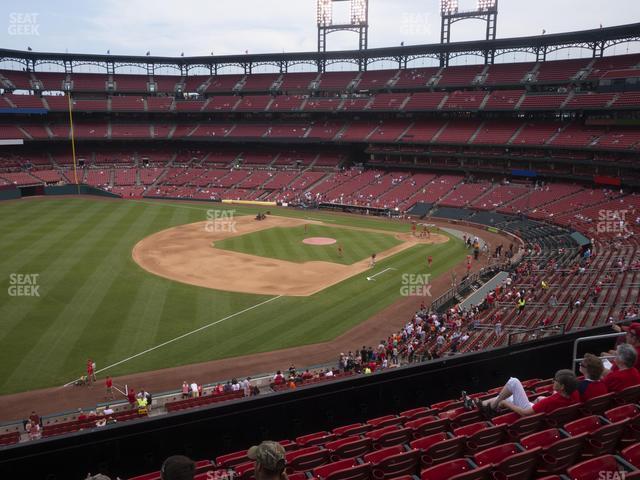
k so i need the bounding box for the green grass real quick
[214,224,402,265]
[0,197,467,395]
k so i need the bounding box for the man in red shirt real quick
[603,343,640,393]
[609,323,640,370]
[473,369,578,417]
[577,353,608,401]
[105,376,114,400]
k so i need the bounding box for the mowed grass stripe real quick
[0,200,96,267]
[0,198,467,394]
[1,202,146,391]
[103,205,179,362]
[215,224,401,265]
[57,203,167,379]
[0,201,120,339]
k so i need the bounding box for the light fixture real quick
[477,0,496,11]
[317,0,332,26]
[351,0,367,24]
[440,0,459,14]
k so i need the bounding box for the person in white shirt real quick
[190,382,198,398]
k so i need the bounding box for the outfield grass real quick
[0,197,467,395]
[214,224,402,265]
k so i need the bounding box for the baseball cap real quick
[622,323,640,336]
[161,455,195,480]
[247,441,286,472]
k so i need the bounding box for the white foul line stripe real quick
[63,295,283,387]
[366,267,396,281]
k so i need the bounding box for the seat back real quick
[326,436,373,460]
[537,434,586,475]
[372,427,413,450]
[420,458,476,480]
[492,447,541,480]
[421,435,467,468]
[544,404,581,427]
[613,385,640,405]
[564,415,602,436]
[286,447,331,472]
[605,404,640,423]
[372,449,420,480]
[465,424,507,455]
[506,413,545,440]
[216,449,248,468]
[333,423,372,437]
[450,410,484,429]
[325,463,372,480]
[585,420,629,457]
[367,415,400,429]
[622,443,640,468]
[520,428,562,450]
[474,443,520,466]
[407,417,450,439]
[297,431,337,447]
[566,454,621,480]
[580,393,614,416]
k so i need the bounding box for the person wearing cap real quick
[161,455,195,480]
[248,441,288,480]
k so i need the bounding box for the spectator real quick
[577,353,608,401]
[28,410,40,427]
[181,381,189,399]
[603,343,640,392]
[247,441,287,480]
[190,382,198,398]
[127,388,136,407]
[105,376,114,400]
[144,390,152,412]
[160,455,195,480]
[241,377,251,396]
[471,369,578,417]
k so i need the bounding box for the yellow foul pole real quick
[67,92,80,194]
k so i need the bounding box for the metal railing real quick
[571,331,625,370]
[506,323,567,346]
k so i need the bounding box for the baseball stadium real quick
[1,1,640,478]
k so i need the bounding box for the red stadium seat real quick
[520,428,586,475]
[420,458,491,480]
[473,443,541,480]
[405,416,450,439]
[566,454,635,480]
[363,446,421,480]
[580,393,615,416]
[565,416,629,457]
[333,423,373,437]
[410,432,467,468]
[286,445,331,472]
[453,422,507,455]
[297,431,337,447]
[325,436,373,460]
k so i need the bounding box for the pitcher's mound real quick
[303,237,337,245]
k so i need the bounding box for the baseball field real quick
[0,197,468,396]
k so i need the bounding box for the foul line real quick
[366,267,397,281]
[63,295,283,387]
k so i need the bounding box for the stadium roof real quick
[1,22,639,71]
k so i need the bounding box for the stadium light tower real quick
[317,0,369,53]
[440,0,498,66]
